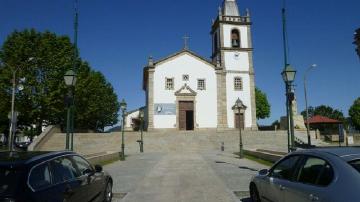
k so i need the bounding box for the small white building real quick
[142,0,257,131]
[124,108,145,131]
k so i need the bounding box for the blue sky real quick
[1,0,360,125]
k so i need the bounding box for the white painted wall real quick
[223,24,249,48]
[125,110,140,128]
[153,53,217,129]
[226,73,252,128]
[224,52,249,71]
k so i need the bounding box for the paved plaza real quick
[105,151,267,202]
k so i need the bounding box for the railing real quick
[221,16,250,23]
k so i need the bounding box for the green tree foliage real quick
[349,98,360,130]
[255,87,271,120]
[0,29,119,135]
[301,105,345,121]
[0,67,10,136]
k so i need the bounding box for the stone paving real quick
[105,151,267,202]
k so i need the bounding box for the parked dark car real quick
[0,151,113,202]
[249,147,360,202]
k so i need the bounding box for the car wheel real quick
[104,181,113,202]
[250,184,261,202]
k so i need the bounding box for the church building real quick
[142,0,257,131]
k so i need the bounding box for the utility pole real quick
[354,28,360,59]
[70,0,79,151]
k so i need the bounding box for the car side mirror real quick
[259,169,269,176]
[94,165,103,173]
[83,168,94,176]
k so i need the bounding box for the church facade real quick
[143,0,257,131]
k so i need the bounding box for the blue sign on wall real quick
[154,103,176,115]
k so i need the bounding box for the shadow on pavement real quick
[240,197,252,202]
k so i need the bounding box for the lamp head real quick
[64,70,77,86]
[120,99,127,111]
[139,110,144,118]
[281,64,296,83]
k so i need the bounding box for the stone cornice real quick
[174,84,197,97]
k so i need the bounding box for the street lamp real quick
[233,98,247,159]
[64,70,77,150]
[1,57,33,152]
[354,28,360,59]
[139,110,144,153]
[304,64,317,146]
[282,64,297,152]
[120,99,127,160]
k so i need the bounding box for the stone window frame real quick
[182,74,189,81]
[234,77,243,91]
[197,79,206,90]
[165,77,174,90]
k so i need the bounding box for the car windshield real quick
[0,167,23,196]
[349,159,360,173]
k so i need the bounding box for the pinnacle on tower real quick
[222,0,240,16]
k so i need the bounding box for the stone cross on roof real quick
[183,35,190,50]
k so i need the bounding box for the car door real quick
[49,156,84,202]
[71,155,105,202]
[262,155,302,202]
[283,155,335,202]
[28,162,61,202]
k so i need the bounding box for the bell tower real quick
[211,0,252,66]
[211,0,258,130]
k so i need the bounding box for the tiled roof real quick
[305,115,342,124]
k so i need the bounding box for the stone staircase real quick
[38,130,292,155]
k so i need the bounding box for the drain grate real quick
[113,193,127,199]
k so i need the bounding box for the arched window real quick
[231,29,240,48]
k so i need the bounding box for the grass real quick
[244,154,273,167]
[234,152,274,167]
[98,157,121,166]
[96,154,129,166]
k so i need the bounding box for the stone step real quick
[37,131,290,155]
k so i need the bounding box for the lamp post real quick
[233,98,247,159]
[120,99,127,160]
[2,58,33,152]
[64,70,77,150]
[354,28,360,59]
[282,64,297,151]
[139,110,144,153]
[304,64,317,146]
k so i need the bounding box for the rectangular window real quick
[165,78,174,90]
[234,77,243,91]
[197,79,206,90]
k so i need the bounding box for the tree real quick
[301,105,345,121]
[255,87,271,120]
[74,64,119,131]
[0,29,119,134]
[349,98,360,130]
[0,61,11,136]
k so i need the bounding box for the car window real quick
[349,159,360,173]
[0,168,23,195]
[296,156,334,186]
[270,155,301,181]
[72,155,93,175]
[28,163,52,191]
[50,156,78,184]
